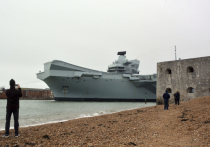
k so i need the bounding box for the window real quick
[187,66,194,73]
[62,86,68,89]
[166,88,172,93]
[166,69,171,74]
[187,87,194,93]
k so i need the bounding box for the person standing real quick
[173,92,177,104]
[175,90,180,105]
[3,79,22,138]
[163,90,170,110]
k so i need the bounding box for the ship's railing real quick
[124,74,156,81]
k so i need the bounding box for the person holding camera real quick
[3,79,22,138]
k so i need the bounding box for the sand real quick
[0,96,210,147]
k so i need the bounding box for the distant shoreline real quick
[0,98,54,100]
[20,98,54,100]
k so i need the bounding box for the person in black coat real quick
[175,90,180,105]
[173,93,177,104]
[163,90,170,110]
[3,79,22,138]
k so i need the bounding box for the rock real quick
[204,121,210,124]
[128,142,137,146]
[137,110,143,113]
[181,119,189,121]
[43,135,50,139]
[25,142,36,146]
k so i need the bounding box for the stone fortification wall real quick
[157,56,210,103]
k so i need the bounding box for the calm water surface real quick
[0,100,156,130]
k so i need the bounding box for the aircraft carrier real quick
[37,51,156,102]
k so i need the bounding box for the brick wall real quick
[22,88,54,99]
[0,88,54,99]
[0,90,7,99]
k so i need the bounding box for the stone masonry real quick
[157,56,210,103]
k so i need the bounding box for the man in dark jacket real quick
[3,79,22,138]
[163,90,170,110]
[175,90,180,105]
[173,93,177,104]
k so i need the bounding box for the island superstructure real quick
[37,51,156,101]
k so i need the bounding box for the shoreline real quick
[0,98,54,100]
[0,98,156,102]
[0,103,156,131]
[1,96,210,146]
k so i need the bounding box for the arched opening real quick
[166,88,172,93]
[187,87,194,93]
[166,68,171,74]
[187,66,194,73]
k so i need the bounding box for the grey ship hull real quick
[37,60,156,102]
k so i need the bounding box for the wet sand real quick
[0,96,210,146]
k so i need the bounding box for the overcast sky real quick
[1,0,210,89]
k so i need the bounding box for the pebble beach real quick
[1,96,210,146]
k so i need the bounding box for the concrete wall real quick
[157,56,210,103]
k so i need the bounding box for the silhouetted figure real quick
[163,90,170,110]
[175,90,180,105]
[3,79,22,138]
[173,93,177,104]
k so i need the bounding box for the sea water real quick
[0,100,156,130]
